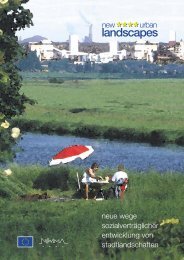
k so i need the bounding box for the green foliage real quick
[150,130,167,146]
[176,135,184,145]
[0,166,183,258]
[17,51,42,71]
[33,167,69,191]
[0,63,34,117]
[103,128,166,145]
[12,118,42,131]
[48,59,71,72]
[0,170,29,198]
[48,77,65,84]
[0,122,17,162]
[12,118,69,135]
[0,0,34,162]
[0,165,184,260]
[148,222,184,259]
[73,125,102,138]
[43,59,184,78]
[0,0,34,118]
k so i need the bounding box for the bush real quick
[0,187,11,198]
[69,108,87,113]
[33,167,69,191]
[73,125,102,138]
[48,78,64,84]
[176,135,184,146]
[103,127,139,141]
[103,127,167,146]
[0,174,29,199]
[12,119,41,132]
[149,130,166,146]
[0,123,17,162]
[17,51,42,71]
[148,222,184,259]
[40,122,69,135]
[40,122,57,134]
[55,125,69,135]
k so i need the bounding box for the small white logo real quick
[39,238,68,247]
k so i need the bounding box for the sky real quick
[17,0,184,43]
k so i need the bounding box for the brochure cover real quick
[0,0,184,259]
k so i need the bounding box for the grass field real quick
[1,78,183,259]
[0,165,184,259]
[15,78,184,144]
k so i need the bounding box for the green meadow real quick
[16,78,184,144]
[0,165,184,259]
[1,77,183,259]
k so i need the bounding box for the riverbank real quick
[12,118,184,146]
[13,78,184,145]
[0,165,183,259]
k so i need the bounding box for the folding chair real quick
[76,172,90,199]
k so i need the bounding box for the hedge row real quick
[12,119,184,146]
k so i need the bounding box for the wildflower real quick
[3,169,12,176]
[0,0,8,5]
[160,218,179,226]
[11,127,20,138]
[1,120,10,129]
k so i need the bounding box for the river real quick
[13,133,184,173]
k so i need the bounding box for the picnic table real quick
[87,180,112,199]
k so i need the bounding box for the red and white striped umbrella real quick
[49,145,94,166]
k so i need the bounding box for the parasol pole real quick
[77,172,81,191]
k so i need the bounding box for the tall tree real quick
[0,0,34,118]
[17,51,42,71]
[0,0,33,161]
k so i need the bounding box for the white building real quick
[96,41,128,63]
[68,34,88,63]
[117,49,127,60]
[178,40,184,60]
[88,53,100,63]
[99,52,114,63]
[29,39,54,61]
[134,40,158,62]
[69,35,79,55]
[53,47,70,59]
[109,40,118,55]
[28,35,88,62]
[170,40,184,60]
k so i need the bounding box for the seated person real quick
[81,162,99,200]
[111,164,128,201]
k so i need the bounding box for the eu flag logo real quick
[17,236,34,248]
